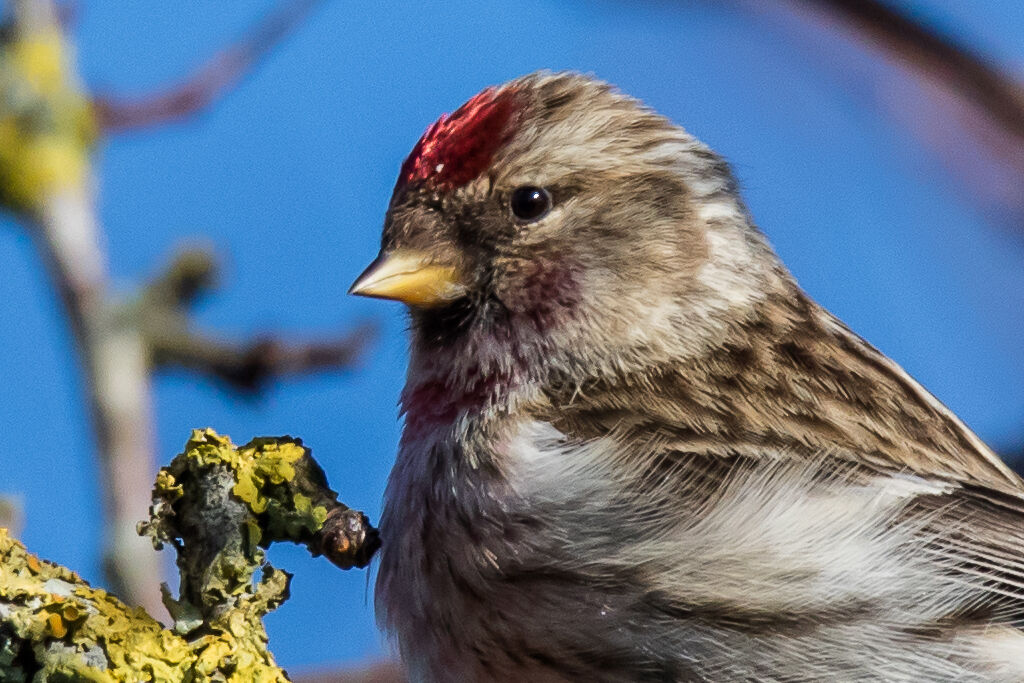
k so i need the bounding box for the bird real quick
[349,71,1024,682]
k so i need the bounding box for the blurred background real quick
[1,0,1023,677]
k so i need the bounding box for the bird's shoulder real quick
[535,297,1022,495]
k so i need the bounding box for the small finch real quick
[351,72,1024,681]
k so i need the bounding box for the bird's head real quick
[351,72,785,400]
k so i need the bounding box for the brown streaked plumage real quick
[537,284,1020,492]
[352,71,1024,682]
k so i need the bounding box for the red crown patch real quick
[397,86,522,192]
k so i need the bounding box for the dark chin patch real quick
[413,256,580,353]
[413,296,488,350]
[403,262,581,436]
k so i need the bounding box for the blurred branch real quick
[3,0,165,616]
[745,0,1024,223]
[0,495,24,537]
[142,249,375,394]
[155,331,374,394]
[797,0,1024,139]
[1,0,370,622]
[93,0,324,132]
[10,0,57,32]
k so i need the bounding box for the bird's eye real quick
[509,186,552,222]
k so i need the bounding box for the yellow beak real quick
[348,249,465,307]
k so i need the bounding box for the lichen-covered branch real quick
[0,430,380,682]
[140,428,379,618]
[1,529,193,682]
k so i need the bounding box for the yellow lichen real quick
[46,611,66,638]
[234,440,306,513]
[10,31,68,93]
[153,469,183,501]
[0,29,97,212]
[0,528,288,681]
[171,429,332,542]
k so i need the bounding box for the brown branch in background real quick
[141,249,375,393]
[799,0,1024,138]
[93,0,324,131]
[158,332,375,394]
[744,0,1024,223]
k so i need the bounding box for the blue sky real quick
[2,0,1023,672]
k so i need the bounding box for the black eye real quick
[509,186,552,222]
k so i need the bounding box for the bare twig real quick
[795,0,1024,139]
[152,330,375,394]
[93,0,324,132]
